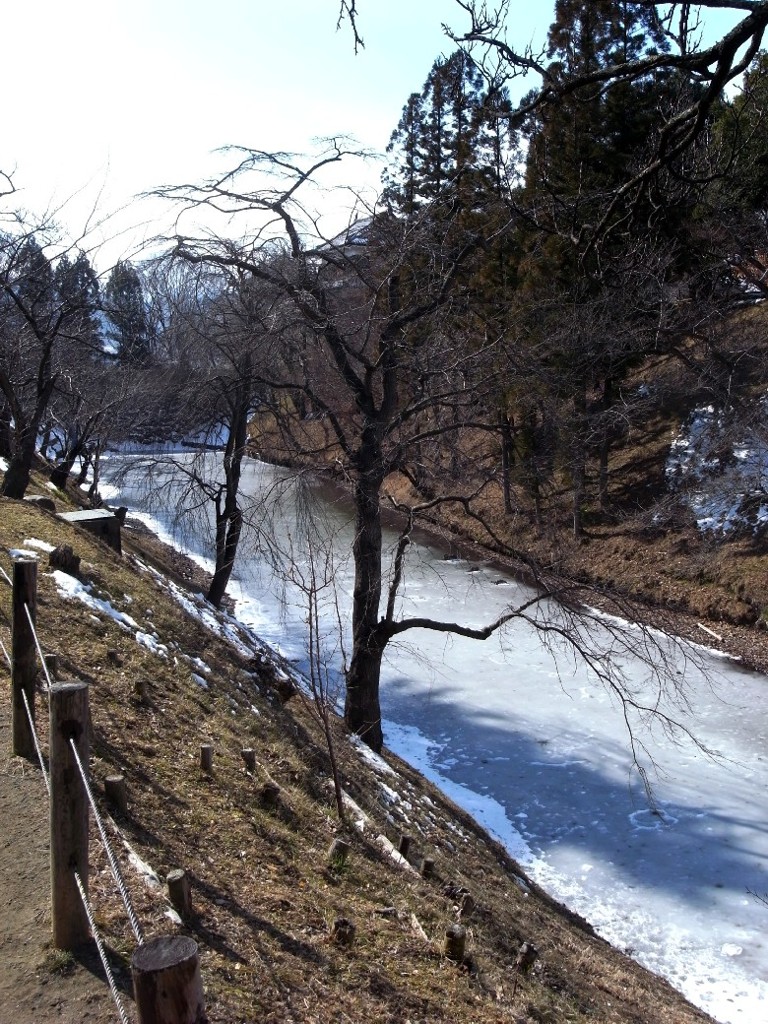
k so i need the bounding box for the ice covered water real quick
[107,454,768,1023]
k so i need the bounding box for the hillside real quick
[0,479,721,1024]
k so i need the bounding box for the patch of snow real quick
[121,840,161,889]
[667,401,768,535]
[135,631,169,659]
[378,782,402,805]
[191,672,209,689]
[8,548,39,560]
[186,655,212,675]
[50,571,139,630]
[351,735,397,775]
[24,538,55,553]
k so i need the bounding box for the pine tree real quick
[524,0,670,254]
[715,50,768,214]
[383,49,506,218]
[513,2,675,535]
[104,260,150,363]
[54,250,101,348]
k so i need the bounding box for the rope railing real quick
[24,603,54,691]
[69,737,146,946]
[0,563,12,586]
[74,871,133,1024]
[0,636,10,669]
[22,689,50,799]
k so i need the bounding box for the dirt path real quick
[0,713,124,1024]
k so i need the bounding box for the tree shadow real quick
[380,668,768,924]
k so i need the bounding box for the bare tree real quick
[147,144,714,759]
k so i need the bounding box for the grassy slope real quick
[0,473,719,1023]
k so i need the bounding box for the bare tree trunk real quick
[88,442,102,501]
[344,438,385,751]
[50,436,86,489]
[0,402,11,459]
[598,376,613,511]
[572,383,587,540]
[207,400,248,608]
[208,504,242,607]
[2,427,37,499]
[499,411,514,515]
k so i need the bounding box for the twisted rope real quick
[69,738,145,945]
[74,871,133,1024]
[24,603,53,691]
[0,564,12,586]
[0,636,10,670]
[21,689,50,798]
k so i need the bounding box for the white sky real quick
[0,1,744,267]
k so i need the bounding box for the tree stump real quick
[199,744,213,774]
[48,544,81,576]
[331,918,356,947]
[459,891,475,919]
[132,935,207,1024]
[327,838,351,866]
[516,940,539,973]
[240,748,256,771]
[444,923,467,962]
[167,868,192,920]
[398,833,412,859]
[259,781,281,808]
[44,652,59,683]
[420,857,435,879]
[105,775,128,815]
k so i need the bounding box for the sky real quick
[0,1,748,268]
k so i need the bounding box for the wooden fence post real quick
[132,935,207,1024]
[11,558,37,759]
[50,681,90,950]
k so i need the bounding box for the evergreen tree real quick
[523,0,670,256]
[383,49,507,218]
[104,259,150,363]
[715,50,768,214]
[54,250,101,348]
[514,3,676,534]
[13,236,56,317]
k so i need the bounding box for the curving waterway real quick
[106,453,768,1023]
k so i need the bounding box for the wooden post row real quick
[11,558,37,759]
[50,681,90,950]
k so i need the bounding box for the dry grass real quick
[0,472,718,1024]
